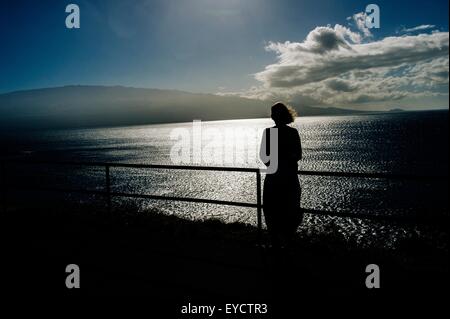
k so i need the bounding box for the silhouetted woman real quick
[260,102,303,248]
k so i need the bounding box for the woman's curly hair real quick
[271,102,297,124]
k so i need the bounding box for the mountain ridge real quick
[0,85,367,130]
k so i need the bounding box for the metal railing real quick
[0,160,448,235]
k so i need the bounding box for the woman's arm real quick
[259,128,270,166]
[293,129,302,161]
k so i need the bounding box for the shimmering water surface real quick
[2,110,448,245]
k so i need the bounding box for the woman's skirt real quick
[263,173,302,237]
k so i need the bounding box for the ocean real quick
[1,110,448,246]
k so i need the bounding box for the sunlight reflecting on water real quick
[4,111,448,245]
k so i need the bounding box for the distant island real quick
[0,85,368,130]
[389,108,405,112]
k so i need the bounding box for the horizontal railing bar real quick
[7,185,447,225]
[110,192,258,208]
[7,186,257,208]
[298,170,447,181]
[3,159,448,180]
[3,160,259,173]
[8,186,109,197]
[3,160,448,227]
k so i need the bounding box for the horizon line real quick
[0,84,448,112]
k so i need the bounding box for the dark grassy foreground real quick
[1,197,448,312]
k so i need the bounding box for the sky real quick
[1,0,449,110]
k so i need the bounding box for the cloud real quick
[257,31,448,88]
[255,27,449,88]
[225,16,449,110]
[351,12,372,38]
[401,24,436,33]
[325,79,356,92]
[277,25,360,54]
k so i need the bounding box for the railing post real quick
[1,161,5,214]
[105,165,111,214]
[256,170,262,246]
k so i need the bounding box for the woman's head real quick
[271,102,297,125]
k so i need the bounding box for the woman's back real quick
[260,102,303,248]
[262,125,302,175]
